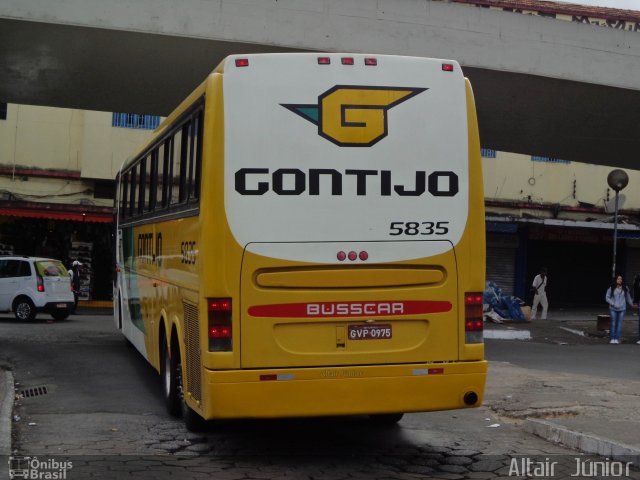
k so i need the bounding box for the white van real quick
[0,256,75,321]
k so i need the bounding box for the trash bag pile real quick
[483,281,525,322]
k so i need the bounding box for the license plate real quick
[348,324,392,340]
[56,304,68,309]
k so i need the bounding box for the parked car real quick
[0,256,75,321]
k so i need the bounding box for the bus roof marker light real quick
[442,63,454,72]
[341,57,354,65]
[364,58,377,66]
[348,251,357,261]
[235,58,249,67]
[337,251,347,261]
[359,251,369,261]
[318,57,331,65]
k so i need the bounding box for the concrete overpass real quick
[1,0,640,168]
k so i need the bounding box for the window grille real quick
[531,155,570,164]
[112,113,161,130]
[480,148,496,158]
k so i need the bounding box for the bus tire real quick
[162,336,182,417]
[182,402,207,432]
[368,413,404,425]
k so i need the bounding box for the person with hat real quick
[68,260,83,312]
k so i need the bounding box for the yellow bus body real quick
[115,54,487,424]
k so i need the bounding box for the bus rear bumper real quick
[199,361,487,420]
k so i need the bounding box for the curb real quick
[525,418,640,466]
[484,329,532,340]
[0,370,14,456]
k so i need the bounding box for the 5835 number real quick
[389,221,449,236]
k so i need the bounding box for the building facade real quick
[483,149,640,306]
[0,103,157,300]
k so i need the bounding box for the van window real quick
[0,260,30,278]
[35,261,68,277]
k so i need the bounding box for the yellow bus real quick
[114,53,487,430]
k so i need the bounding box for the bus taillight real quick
[464,292,483,344]
[208,298,232,351]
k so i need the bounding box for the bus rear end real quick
[200,53,486,420]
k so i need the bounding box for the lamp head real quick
[607,169,629,192]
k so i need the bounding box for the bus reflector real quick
[412,368,444,375]
[235,58,249,67]
[442,63,454,72]
[341,57,354,65]
[364,58,377,66]
[260,374,294,381]
[464,292,483,344]
[208,297,232,351]
[318,57,331,65]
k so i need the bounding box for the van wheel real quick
[14,298,36,321]
[368,413,404,425]
[51,312,70,321]
[162,336,182,417]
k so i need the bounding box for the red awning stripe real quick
[0,207,112,223]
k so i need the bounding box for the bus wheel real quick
[182,400,207,432]
[170,340,207,431]
[368,413,404,425]
[162,337,181,416]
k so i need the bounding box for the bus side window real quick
[129,165,138,218]
[148,151,157,212]
[120,172,129,220]
[191,110,203,202]
[156,141,168,209]
[179,123,190,203]
[138,157,147,215]
[170,129,183,206]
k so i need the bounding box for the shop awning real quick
[0,207,113,223]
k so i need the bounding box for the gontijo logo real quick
[282,86,427,147]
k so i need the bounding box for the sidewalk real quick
[0,369,12,457]
[485,306,640,345]
[484,307,640,465]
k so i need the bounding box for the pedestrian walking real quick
[605,274,634,344]
[530,267,548,321]
[68,260,82,312]
[634,274,640,345]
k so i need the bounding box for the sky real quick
[559,0,640,10]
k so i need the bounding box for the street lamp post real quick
[607,169,629,281]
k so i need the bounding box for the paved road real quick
[486,340,640,380]
[1,313,638,479]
